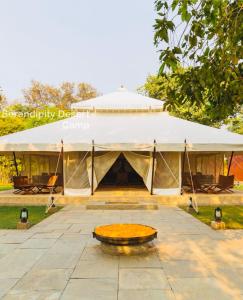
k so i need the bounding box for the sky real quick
[0,0,160,102]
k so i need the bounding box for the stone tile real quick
[61,278,117,300]
[3,290,62,300]
[212,267,243,294]
[72,259,118,279]
[119,268,169,290]
[11,269,71,291]
[19,238,57,249]
[85,236,101,247]
[67,224,82,233]
[200,252,243,269]
[0,205,242,300]
[118,289,175,300]
[169,277,240,300]
[156,241,202,261]
[0,253,6,259]
[162,260,213,278]
[80,245,115,261]
[0,279,19,298]
[47,239,85,255]
[79,223,97,234]
[32,253,81,270]
[0,249,45,279]
[44,223,71,230]
[119,253,162,268]
[0,235,30,244]
[0,244,18,255]
[31,232,63,239]
[60,233,88,243]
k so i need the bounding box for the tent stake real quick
[227,151,234,176]
[13,152,19,176]
[91,140,95,195]
[181,139,187,195]
[61,140,64,195]
[150,140,156,195]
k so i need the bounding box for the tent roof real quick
[71,87,164,111]
[0,111,242,152]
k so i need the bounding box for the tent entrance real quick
[97,153,146,189]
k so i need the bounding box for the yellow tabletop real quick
[94,224,157,239]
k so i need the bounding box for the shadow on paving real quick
[0,205,242,299]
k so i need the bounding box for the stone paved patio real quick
[0,205,242,299]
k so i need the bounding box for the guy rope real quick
[185,141,199,213]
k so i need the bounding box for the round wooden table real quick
[93,224,157,245]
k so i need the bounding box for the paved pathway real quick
[0,205,242,300]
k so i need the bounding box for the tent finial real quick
[118,85,127,92]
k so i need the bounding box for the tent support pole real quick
[13,152,19,176]
[91,140,95,195]
[181,139,187,195]
[150,140,156,195]
[227,151,234,176]
[61,140,64,195]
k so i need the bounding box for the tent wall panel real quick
[154,152,181,189]
[184,152,224,182]
[64,152,90,195]
[20,153,62,180]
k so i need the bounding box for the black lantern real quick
[20,208,28,223]
[50,196,55,207]
[188,197,193,208]
[214,207,222,222]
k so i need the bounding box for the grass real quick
[233,184,243,191]
[0,184,13,191]
[0,205,62,229]
[181,205,243,229]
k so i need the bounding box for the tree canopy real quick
[0,80,99,137]
[23,81,98,109]
[154,0,243,123]
[226,108,243,134]
[139,71,221,127]
[0,104,70,136]
[0,90,7,109]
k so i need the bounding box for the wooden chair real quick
[190,174,215,193]
[35,175,59,194]
[13,176,36,194]
[210,175,234,193]
[192,175,207,193]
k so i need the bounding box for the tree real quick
[0,104,70,136]
[23,81,98,109]
[0,89,7,109]
[226,108,243,134]
[139,71,221,127]
[154,0,243,123]
[0,114,26,136]
[77,83,98,100]
[55,82,76,109]
[23,81,59,108]
[0,155,22,185]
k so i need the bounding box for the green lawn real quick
[181,206,243,229]
[0,184,13,191]
[0,206,62,229]
[233,184,243,191]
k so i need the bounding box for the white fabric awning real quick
[71,87,164,111]
[0,111,242,152]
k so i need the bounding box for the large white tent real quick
[0,87,242,196]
